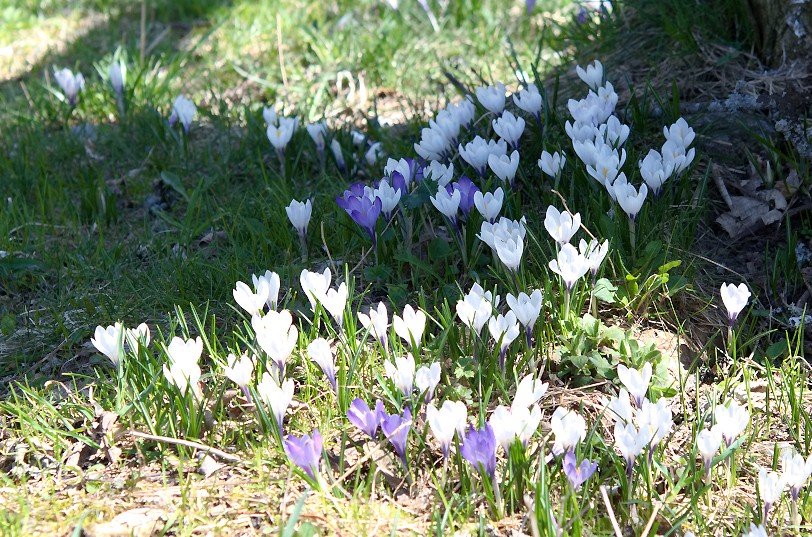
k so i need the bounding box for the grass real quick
[1,0,811,536]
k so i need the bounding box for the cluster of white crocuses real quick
[563,60,696,222]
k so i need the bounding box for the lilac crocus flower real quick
[449,176,480,219]
[284,429,322,481]
[347,398,385,438]
[381,407,412,468]
[336,194,382,246]
[563,451,598,489]
[460,423,497,478]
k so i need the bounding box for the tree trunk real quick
[748,0,812,67]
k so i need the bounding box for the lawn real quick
[1,0,810,535]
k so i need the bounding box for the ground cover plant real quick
[1,0,812,536]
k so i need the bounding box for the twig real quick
[711,164,734,211]
[276,14,288,89]
[640,499,662,537]
[127,430,244,463]
[140,0,147,64]
[600,485,623,537]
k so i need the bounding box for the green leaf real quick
[428,238,453,260]
[160,171,189,202]
[593,278,617,303]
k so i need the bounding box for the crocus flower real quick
[575,60,603,91]
[460,137,504,177]
[374,179,402,222]
[565,120,596,143]
[460,423,497,477]
[284,429,322,481]
[487,150,520,189]
[415,363,441,404]
[392,305,426,349]
[381,407,412,468]
[384,353,416,398]
[758,467,785,521]
[414,126,451,161]
[781,450,812,502]
[493,235,524,273]
[612,175,648,221]
[125,322,151,351]
[347,398,385,438]
[256,372,294,432]
[456,283,498,335]
[338,195,382,246]
[637,398,673,451]
[358,302,389,348]
[544,206,580,245]
[306,121,328,153]
[384,157,418,189]
[252,310,298,375]
[492,112,525,150]
[563,450,598,489]
[108,61,125,96]
[579,239,610,279]
[696,427,723,477]
[286,198,312,238]
[300,268,331,312]
[512,84,542,121]
[450,176,479,219]
[321,282,348,328]
[617,363,651,408]
[473,188,504,223]
[549,243,590,292]
[713,400,750,448]
[506,290,542,346]
[54,67,84,106]
[430,187,461,229]
[427,400,467,458]
[169,95,196,133]
[720,283,751,326]
[233,279,270,317]
[742,524,767,537]
[662,138,696,176]
[614,421,652,480]
[91,323,125,366]
[162,336,203,397]
[538,150,566,182]
[267,116,296,153]
[488,311,520,371]
[307,338,336,393]
[424,160,454,187]
[263,106,278,126]
[512,374,548,412]
[476,82,506,115]
[365,142,383,165]
[224,352,254,394]
[253,270,281,310]
[330,139,346,173]
[663,117,696,148]
[490,404,541,453]
[551,407,586,455]
[604,388,634,424]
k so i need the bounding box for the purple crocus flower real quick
[381,407,412,468]
[347,398,385,438]
[336,194,382,246]
[336,184,369,209]
[389,172,408,195]
[284,429,322,481]
[460,423,497,478]
[562,451,597,489]
[449,176,479,219]
[526,0,536,14]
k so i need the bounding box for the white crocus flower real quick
[330,139,346,173]
[252,310,298,374]
[169,95,196,133]
[489,406,516,453]
[579,238,609,279]
[91,323,125,366]
[614,421,652,477]
[492,111,525,150]
[549,243,590,292]
[384,353,416,397]
[307,338,337,393]
[162,336,203,397]
[639,149,672,197]
[321,282,348,328]
[476,82,506,114]
[375,179,402,222]
[256,372,294,431]
[551,407,587,455]
[741,524,767,537]
[512,373,548,412]
[233,279,270,317]
[267,116,296,152]
[487,311,520,369]
[565,120,597,143]
[713,400,749,448]
[617,363,652,408]
[224,352,254,389]
[358,302,389,347]
[758,467,785,521]
[488,150,520,188]
[263,106,278,126]
[538,150,566,182]
[575,60,603,90]
[54,67,85,106]
[473,188,504,224]
[126,322,151,351]
[782,450,812,502]
[253,270,280,310]
[636,397,672,449]
[300,268,331,312]
[663,117,696,148]
[612,175,648,221]
[720,283,751,326]
[605,388,634,424]
[493,234,524,272]
[305,121,328,152]
[424,160,454,188]
[393,305,426,349]
[365,142,384,166]
[506,290,543,346]
[108,61,125,95]
[512,83,542,121]
[415,362,441,403]
[430,187,461,225]
[455,283,497,335]
[427,400,467,458]
[414,125,451,161]
[696,427,723,476]
[544,206,581,245]
[459,136,496,177]
[285,199,312,237]
[598,115,630,147]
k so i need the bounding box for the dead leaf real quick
[198,454,224,478]
[87,508,167,537]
